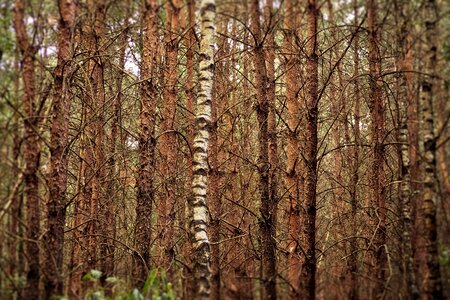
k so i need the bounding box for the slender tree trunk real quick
[99,1,130,283]
[14,0,41,298]
[44,0,75,297]
[250,0,277,298]
[184,0,196,298]
[297,1,319,299]
[419,0,443,298]
[396,1,419,298]
[189,0,216,298]
[264,2,279,279]
[367,0,388,297]
[160,0,181,272]
[87,0,107,272]
[284,0,302,295]
[349,1,360,298]
[209,57,221,299]
[7,56,23,300]
[133,0,158,288]
[69,141,85,298]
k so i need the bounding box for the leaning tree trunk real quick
[133,0,158,288]
[13,0,41,298]
[189,0,216,298]
[420,0,443,298]
[44,0,75,297]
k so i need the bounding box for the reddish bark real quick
[44,0,75,297]
[250,0,277,298]
[133,0,158,287]
[14,0,41,298]
[367,0,388,297]
[297,1,319,299]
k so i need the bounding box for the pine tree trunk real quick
[44,0,75,297]
[284,0,302,295]
[133,0,158,288]
[250,0,277,298]
[14,0,41,298]
[160,0,181,272]
[349,1,360,298]
[367,0,388,297]
[297,1,318,299]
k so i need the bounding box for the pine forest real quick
[0,0,449,299]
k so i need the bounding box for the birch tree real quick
[189,0,216,298]
[420,0,444,298]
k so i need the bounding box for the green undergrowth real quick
[57,268,176,300]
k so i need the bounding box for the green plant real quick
[79,268,176,300]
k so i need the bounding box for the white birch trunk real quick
[189,0,216,298]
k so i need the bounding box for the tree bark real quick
[349,1,360,298]
[298,1,318,299]
[250,0,277,299]
[189,0,216,298]
[284,0,303,296]
[13,0,41,298]
[367,0,388,297]
[396,0,419,298]
[160,0,181,272]
[420,0,444,298]
[44,0,75,297]
[133,0,158,288]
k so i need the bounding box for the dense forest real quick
[0,0,449,299]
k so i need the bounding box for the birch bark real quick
[420,0,444,298]
[189,0,216,298]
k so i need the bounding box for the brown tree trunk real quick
[284,0,302,295]
[367,0,388,297]
[159,0,181,273]
[183,0,196,298]
[86,0,107,273]
[250,0,277,298]
[349,1,360,298]
[419,0,444,298]
[264,1,278,273]
[14,0,41,298]
[297,1,318,299]
[44,0,75,297]
[210,57,221,299]
[133,0,158,288]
